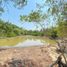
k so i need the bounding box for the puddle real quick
[16,39,46,47]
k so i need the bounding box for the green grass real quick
[0,36,56,46]
[44,38,56,44]
[0,36,26,46]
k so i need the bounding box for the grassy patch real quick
[0,36,56,46]
[0,36,26,46]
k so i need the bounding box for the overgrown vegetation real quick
[20,0,67,39]
[0,19,48,38]
[0,18,67,41]
[0,19,24,37]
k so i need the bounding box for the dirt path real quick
[0,45,52,67]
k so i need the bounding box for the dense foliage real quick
[0,19,24,37]
[57,20,67,38]
[0,19,47,38]
[1,18,66,39]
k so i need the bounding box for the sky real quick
[0,0,49,30]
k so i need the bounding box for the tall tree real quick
[20,0,67,37]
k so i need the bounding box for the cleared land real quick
[0,45,53,67]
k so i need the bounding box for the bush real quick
[50,30,58,39]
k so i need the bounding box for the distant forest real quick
[0,19,67,39]
[0,0,67,39]
[0,19,23,37]
[0,19,45,38]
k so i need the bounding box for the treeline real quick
[22,21,67,39]
[0,19,44,38]
[0,19,24,38]
[0,19,67,38]
[43,20,67,39]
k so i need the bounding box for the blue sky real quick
[0,0,49,30]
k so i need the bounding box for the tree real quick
[0,0,67,38]
[20,10,47,22]
[0,19,25,37]
[57,20,67,38]
[20,0,67,37]
[0,0,27,14]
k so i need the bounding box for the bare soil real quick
[0,45,53,67]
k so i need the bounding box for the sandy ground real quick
[0,45,53,67]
